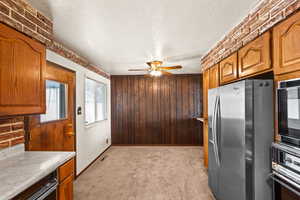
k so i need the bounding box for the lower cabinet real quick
[59,175,74,200]
[58,158,75,200]
[203,119,208,168]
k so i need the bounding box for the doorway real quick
[25,61,76,152]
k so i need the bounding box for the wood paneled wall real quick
[111,74,203,145]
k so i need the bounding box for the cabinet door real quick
[0,24,46,116]
[219,52,238,84]
[203,70,209,119]
[238,31,271,78]
[203,119,208,168]
[59,175,73,200]
[273,11,300,75]
[209,64,219,89]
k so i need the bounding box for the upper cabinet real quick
[238,31,271,78]
[273,12,300,75]
[209,64,219,89]
[219,52,238,85]
[0,24,46,116]
[203,69,209,119]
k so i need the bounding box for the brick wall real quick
[0,0,110,79]
[0,117,25,149]
[201,0,300,71]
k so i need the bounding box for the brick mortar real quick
[0,0,110,79]
[0,117,24,149]
[200,0,300,71]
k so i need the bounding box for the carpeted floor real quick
[74,146,214,200]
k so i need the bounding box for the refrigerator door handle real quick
[211,94,219,165]
[214,95,221,166]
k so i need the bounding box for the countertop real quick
[0,147,75,200]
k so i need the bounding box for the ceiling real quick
[27,0,260,75]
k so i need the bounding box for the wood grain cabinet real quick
[209,64,219,89]
[203,70,209,119]
[0,24,46,116]
[238,31,271,78]
[273,11,300,75]
[58,158,74,200]
[219,52,238,84]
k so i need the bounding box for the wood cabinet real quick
[58,158,74,200]
[202,69,209,168]
[203,70,209,119]
[59,175,74,200]
[203,119,208,168]
[238,31,271,78]
[219,52,238,84]
[273,11,300,75]
[0,24,46,116]
[209,64,219,89]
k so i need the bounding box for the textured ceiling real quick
[27,0,260,75]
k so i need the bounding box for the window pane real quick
[85,79,96,124]
[41,80,67,122]
[85,78,107,125]
[95,83,106,121]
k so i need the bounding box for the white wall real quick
[46,50,111,175]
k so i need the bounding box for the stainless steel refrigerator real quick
[208,79,273,200]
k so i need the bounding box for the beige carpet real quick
[74,146,214,200]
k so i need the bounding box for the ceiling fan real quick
[128,60,182,76]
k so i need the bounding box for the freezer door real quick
[219,81,246,200]
[208,88,219,198]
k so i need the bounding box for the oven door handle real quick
[269,173,300,196]
[29,181,58,200]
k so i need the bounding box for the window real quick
[85,78,107,125]
[40,80,67,122]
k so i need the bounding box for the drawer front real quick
[238,31,271,78]
[59,158,74,182]
[220,52,238,84]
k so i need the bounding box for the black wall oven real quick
[278,78,300,146]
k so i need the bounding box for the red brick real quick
[37,26,52,40]
[0,125,11,133]
[25,11,52,33]
[11,136,24,146]
[0,1,9,15]
[11,10,36,30]
[0,12,22,31]
[0,118,12,125]
[37,11,52,27]
[12,116,24,123]
[12,123,23,131]
[12,130,24,138]
[285,1,300,16]
[271,0,295,17]
[0,141,9,149]
[23,26,49,44]
[0,0,23,14]
[0,133,11,141]
[259,11,284,34]
[250,13,270,32]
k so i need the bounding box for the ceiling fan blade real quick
[128,68,149,71]
[158,65,182,70]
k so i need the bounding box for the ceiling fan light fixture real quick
[150,70,162,76]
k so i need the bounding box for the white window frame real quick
[84,77,108,126]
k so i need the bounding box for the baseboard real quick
[76,145,111,179]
